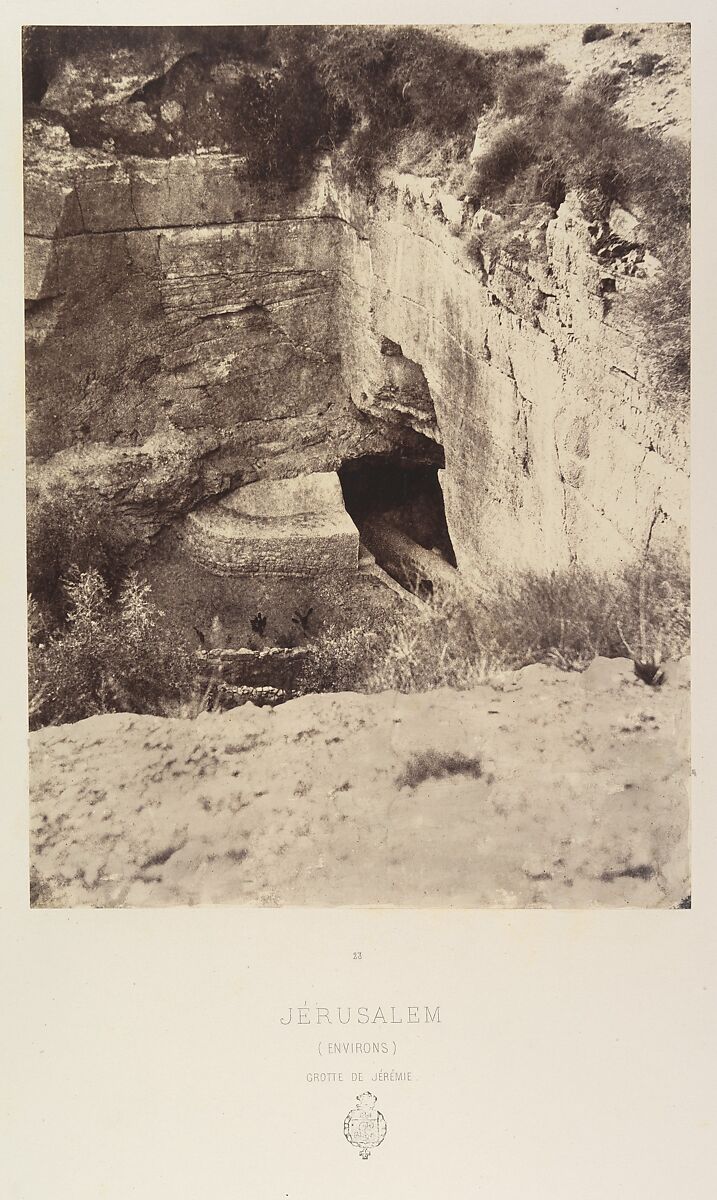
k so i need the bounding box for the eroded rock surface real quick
[25,136,688,580]
[336,179,688,580]
[30,658,690,909]
[184,472,359,576]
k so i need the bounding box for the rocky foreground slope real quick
[30,657,690,909]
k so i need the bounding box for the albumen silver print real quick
[25,22,690,908]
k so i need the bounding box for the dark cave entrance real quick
[339,448,457,596]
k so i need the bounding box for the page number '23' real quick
[353,952,362,960]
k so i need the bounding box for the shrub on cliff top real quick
[582,24,613,44]
[470,68,688,222]
[467,65,690,403]
[23,25,511,176]
[309,25,498,168]
[313,32,550,182]
[231,45,333,181]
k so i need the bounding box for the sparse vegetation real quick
[28,569,197,729]
[469,67,686,222]
[396,749,483,789]
[27,547,689,725]
[479,552,690,674]
[634,52,662,77]
[296,552,690,697]
[466,62,690,404]
[582,25,613,45]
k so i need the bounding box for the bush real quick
[475,552,689,671]
[634,52,662,77]
[470,127,536,201]
[396,749,483,788]
[469,63,688,220]
[315,25,496,136]
[465,64,690,404]
[28,569,197,729]
[495,58,567,120]
[582,25,613,44]
[501,73,684,213]
[630,257,690,403]
[295,553,690,697]
[304,25,500,183]
[27,484,129,615]
[230,46,333,182]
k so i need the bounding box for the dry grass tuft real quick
[297,552,689,697]
[396,750,483,789]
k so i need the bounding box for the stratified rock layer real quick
[335,178,687,580]
[183,472,359,576]
[25,141,688,580]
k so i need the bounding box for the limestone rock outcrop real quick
[25,127,688,582]
[183,472,359,576]
[334,177,687,580]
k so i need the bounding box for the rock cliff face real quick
[334,176,688,579]
[25,126,688,582]
[25,146,411,554]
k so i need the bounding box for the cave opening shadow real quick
[338,451,458,577]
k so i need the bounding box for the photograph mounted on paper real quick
[24,24,690,909]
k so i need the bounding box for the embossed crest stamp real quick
[343,1092,387,1159]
